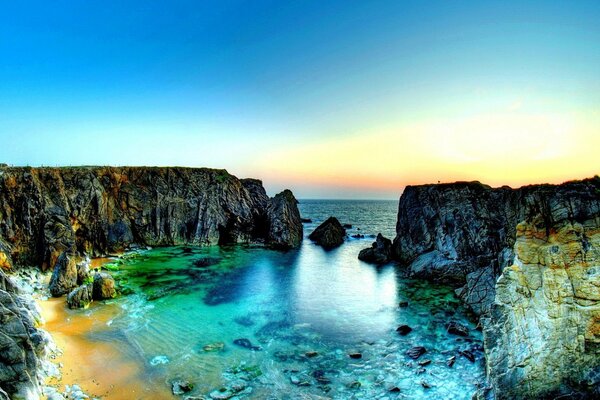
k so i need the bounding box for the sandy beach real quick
[38,259,173,400]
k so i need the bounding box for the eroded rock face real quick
[266,190,303,249]
[309,217,346,249]
[393,178,600,314]
[0,166,303,270]
[483,218,600,399]
[48,251,78,297]
[358,233,392,264]
[0,270,45,399]
[392,176,600,398]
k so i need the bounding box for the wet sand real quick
[39,259,174,400]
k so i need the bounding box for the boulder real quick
[67,284,94,309]
[308,217,346,248]
[358,233,392,264]
[48,251,78,297]
[92,272,116,300]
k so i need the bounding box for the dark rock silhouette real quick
[309,217,346,248]
[358,233,392,264]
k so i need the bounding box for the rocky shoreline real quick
[0,166,304,399]
[390,177,600,399]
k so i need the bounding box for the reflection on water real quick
[76,201,484,399]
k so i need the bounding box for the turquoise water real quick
[90,200,485,399]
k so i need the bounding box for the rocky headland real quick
[392,177,600,399]
[0,166,303,399]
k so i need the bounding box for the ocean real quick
[75,200,484,399]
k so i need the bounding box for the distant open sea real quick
[298,199,399,239]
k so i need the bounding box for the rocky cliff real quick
[0,165,302,398]
[0,270,48,400]
[392,177,600,398]
[0,166,303,272]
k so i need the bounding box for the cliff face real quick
[484,217,600,399]
[0,166,303,271]
[393,177,600,398]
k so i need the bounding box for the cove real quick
[54,201,485,399]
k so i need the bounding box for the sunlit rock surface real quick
[483,218,600,399]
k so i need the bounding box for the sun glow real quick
[256,108,599,195]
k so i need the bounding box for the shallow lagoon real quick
[84,201,485,399]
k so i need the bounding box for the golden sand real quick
[39,260,173,400]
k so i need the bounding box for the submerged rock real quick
[309,217,346,248]
[202,342,225,352]
[406,346,427,359]
[192,257,221,268]
[172,380,193,395]
[446,321,469,337]
[358,233,392,264]
[232,338,261,351]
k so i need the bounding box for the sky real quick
[1,1,599,199]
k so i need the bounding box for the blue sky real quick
[1,1,599,198]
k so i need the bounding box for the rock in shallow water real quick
[92,272,116,300]
[232,338,261,351]
[406,346,427,359]
[446,321,469,337]
[309,217,346,249]
[67,284,93,309]
[358,233,392,264]
[396,325,412,335]
[172,380,193,395]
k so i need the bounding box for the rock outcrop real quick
[266,190,303,249]
[309,217,346,249]
[358,233,393,264]
[392,177,600,398]
[0,166,303,271]
[0,270,47,399]
[48,251,79,297]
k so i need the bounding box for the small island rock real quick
[358,233,392,264]
[308,217,346,248]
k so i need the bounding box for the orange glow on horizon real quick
[254,108,600,195]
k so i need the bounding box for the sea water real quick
[87,200,485,399]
